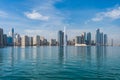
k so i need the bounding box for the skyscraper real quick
[11,28,14,46]
[75,36,81,44]
[29,37,33,46]
[21,35,29,46]
[15,33,21,46]
[64,27,67,46]
[65,35,68,45]
[96,29,100,45]
[0,28,3,47]
[7,36,13,46]
[42,39,48,46]
[50,39,56,46]
[33,35,40,46]
[111,39,113,46]
[87,32,91,45]
[100,32,103,45]
[3,34,7,46]
[81,32,86,44]
[104,34,107,46]
[83,32,87,44]
[58,30,64,46]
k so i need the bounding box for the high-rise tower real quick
[0,28,3,47]
[64,26,67,46]
[96,29,100,45]
[87,32,91,45]
[100,32,104,45]
[12,28,14,45]
[104,34,107,46]
[58,30,64,46]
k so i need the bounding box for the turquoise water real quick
[0,46,120,80]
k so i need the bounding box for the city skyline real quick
[0,0,120,45]
[0,27,109,47]
[1,1,120,80]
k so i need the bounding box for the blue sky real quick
[0,0,120,44]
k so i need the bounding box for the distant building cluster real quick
[75,32,91,46]
[96,29,107,46]
[0,27,108,47]
[74,29,108,46]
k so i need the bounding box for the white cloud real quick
[24,11,49,21]
[0,11,8,17]
[92,6,120,22]
[92,16,103,22]
[23,0,66,30]
[23,0,65,28]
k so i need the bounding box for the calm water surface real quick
[0,46,120,80]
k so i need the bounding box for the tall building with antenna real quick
[64,26,67,46]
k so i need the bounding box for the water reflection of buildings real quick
[86,46,91,66]
[75,46,91,66]
[10,47,14,67]
[0,46,107,71]
[0,49,4,64]
[58,46,67,65]
[9,46,36,62]
[16,46,58,61]
[75,47,86,57]
[0,47,16,75]
[0,47,15,76]
[74,46,107,68]
[96,46,107,68]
